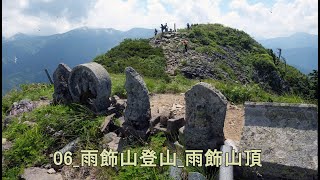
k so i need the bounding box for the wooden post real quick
[174,23,176,32]
[45,68,54,84]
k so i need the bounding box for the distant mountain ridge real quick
[2,28,317,95]
[2,27,154,95]
[258,32,318,74]
[259,32,318,49]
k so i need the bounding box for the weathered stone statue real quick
[184,82,227,150]
[68,62,112,114]
[124,67,151,130]
[53,63,72,104]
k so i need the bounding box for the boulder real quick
[167,117,185,134]
[21,167,63,180]
[150,114,161,128]
[178,126,185,145]
[3,116,13,129]
[58,137,80,155]
[9,99,36,116]
[188,172,206,180]
[174,141,184,150]
[102,132,122,151]
[47,168,56,174]
[110,95,120,105]
[100,114,116,133]
[2,138,12,151]
[169,159,184,180]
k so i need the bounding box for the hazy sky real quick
[2,0,318,39]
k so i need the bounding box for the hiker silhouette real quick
[160,24,164,33]
[154,28,158,36]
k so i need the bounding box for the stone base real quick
[122,123,150,141]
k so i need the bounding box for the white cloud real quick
[2,0,318,38]
[226,0,318,38]
[2,0,87,37]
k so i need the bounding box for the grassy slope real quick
[179,24,314,100]
[2,84,177,179]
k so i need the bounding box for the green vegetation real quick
[308,70,318,100]
[94,39,170,82]
[93,24,317,103]
[2,102,105,179]
[2,83,53,115]
[110,73,308,104]
[186,24,266,54]
[181,24,316,102]
[2,74,310,178]
[114,132,170,180]
[1,84,173,179]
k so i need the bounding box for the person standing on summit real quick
[160,24,164,33]
[154,28,158,37]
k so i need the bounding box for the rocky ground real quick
[3,93,244,179]
[149,32,249,84]
[150,93,244,142]
[149,31,290,93]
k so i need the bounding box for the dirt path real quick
[150,93,244,142]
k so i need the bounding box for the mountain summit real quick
[94,24,316,101]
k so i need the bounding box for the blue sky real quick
[2,0,318,39]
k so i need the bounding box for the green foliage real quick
[103,39,163,59]
[2,83,53,114]
[187,24,266,53]
[145,74,194,94]
[283,65,312,99]
[110,73,127,98]
[94,39,169,81]
[116,132,169,180]
[308,70,318,100]
[2,103,104,179]
[109,73,309,104]
[93,24,316,103]
[182,24,317,100]
[201,79,307,104]
[252,54,277,73]
[217,63,237,81]
[195,44,225,55]
[4,126,52,167]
